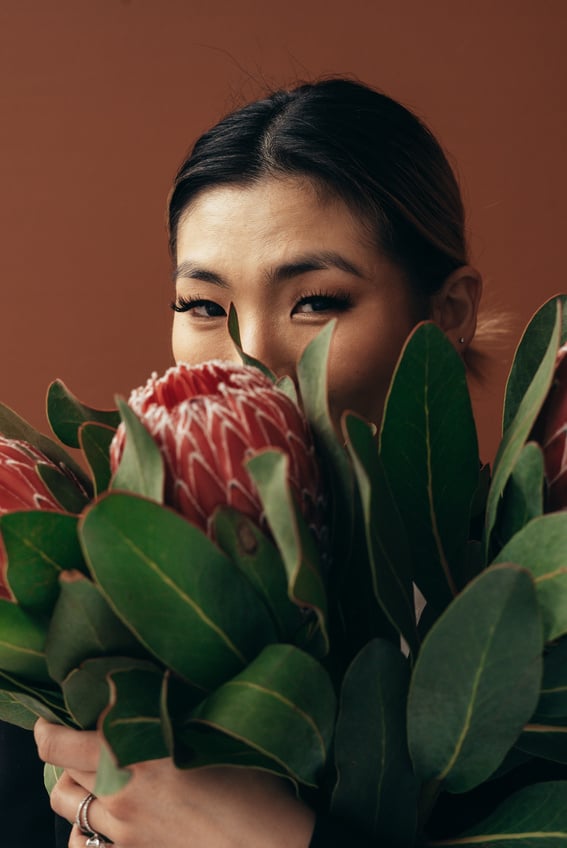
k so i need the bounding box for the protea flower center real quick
[110,361,325,537]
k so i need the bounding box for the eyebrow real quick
[173,251,364,286]
[173,260,228,287]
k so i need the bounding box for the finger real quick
[34,718,101,770]
[69,823,113,848]
[51,773,114,844]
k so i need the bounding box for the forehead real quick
[176,177,375,262]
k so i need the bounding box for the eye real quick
[170,295,226,318]
[292,290,353,315]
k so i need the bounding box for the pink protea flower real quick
[533,342,567,511]
[110,361,324,537]
[0,437,66,599]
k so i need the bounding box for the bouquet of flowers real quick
[0,295,565,846]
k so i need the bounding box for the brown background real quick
[0,0,566,464]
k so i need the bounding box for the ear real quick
[429,265,482,351]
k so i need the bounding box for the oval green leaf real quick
[79,493,277,690]
[110,398,164,502]
[212,507,304,642]
[46,571,148,685]
[79,422,116,495]
[344,413,418,655]
[3,511,85,615]
[99,666,169,769]
[517,722,567,764]
[37,462,89,513]
[189,643,336,787]
[486,301,561,554]
[47,379,120,448]
[407,565,542,793]
[245,450,328,654]
[492,513,567,642]
[0,600,50,683]
[503,295,567,433]
[426,781,567,846]
[62,656,160,730]
[491,441,544,551]
[332,639,418,846]
[379,322,479,611]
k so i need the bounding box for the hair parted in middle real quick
[168,77,468,303]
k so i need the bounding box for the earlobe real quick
[431,265,482,350]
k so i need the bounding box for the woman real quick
[33,77,481,847]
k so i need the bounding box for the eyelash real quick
[170,295,226,316]
[169,289,353,315]
[293,289,353,313]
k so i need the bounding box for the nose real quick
[237,318,294,380]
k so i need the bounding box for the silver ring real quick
[85,836,109,847]
[75,792,96,836]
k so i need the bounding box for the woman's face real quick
[172,177,422,430]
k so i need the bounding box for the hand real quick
[34,718,315,848]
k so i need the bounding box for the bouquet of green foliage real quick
[0,296,565,846]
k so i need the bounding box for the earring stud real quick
[458,337,465,344]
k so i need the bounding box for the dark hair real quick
[167,78,468,302]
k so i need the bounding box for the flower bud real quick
[110,362,325,538]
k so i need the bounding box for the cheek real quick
[171,319,232,366]
[326,326,411,429]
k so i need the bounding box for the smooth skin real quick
[35,177,481,848]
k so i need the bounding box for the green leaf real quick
[344,414,418,655]
[486,301,562,554]
[94,742,131,796]
[331,639,418,847]
[46,571,147,685]
[379,323,479,611]
[275,375,298,403]
[517,722,567,764]
[245,450,328,653]
[0,600,50,683]
[2,511,85,616]
[227,305,276,381]
[62,656,159,730]
[492,513,567,642]
[188,643,336,787]
[44,763,63,796]
[503,295,567,433]
[0,668,69,722]
[36,462,89,513]
[163,671,291,777]
[533,637,567,719]
[79,422,116,495]
[171,722,292,777]
[46,379,120,448]
[110,397,164,502]
[0,682,69,728]
[425,781,567,846]
[296,320,352,523]
[492,441,544,550]
[212,507,304,642]
[0,402,91,491]
[0,688,67,727]
[100,666,169,768]
[0,690,39,728]
[79,492,277,690]
[407,565,542,794]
